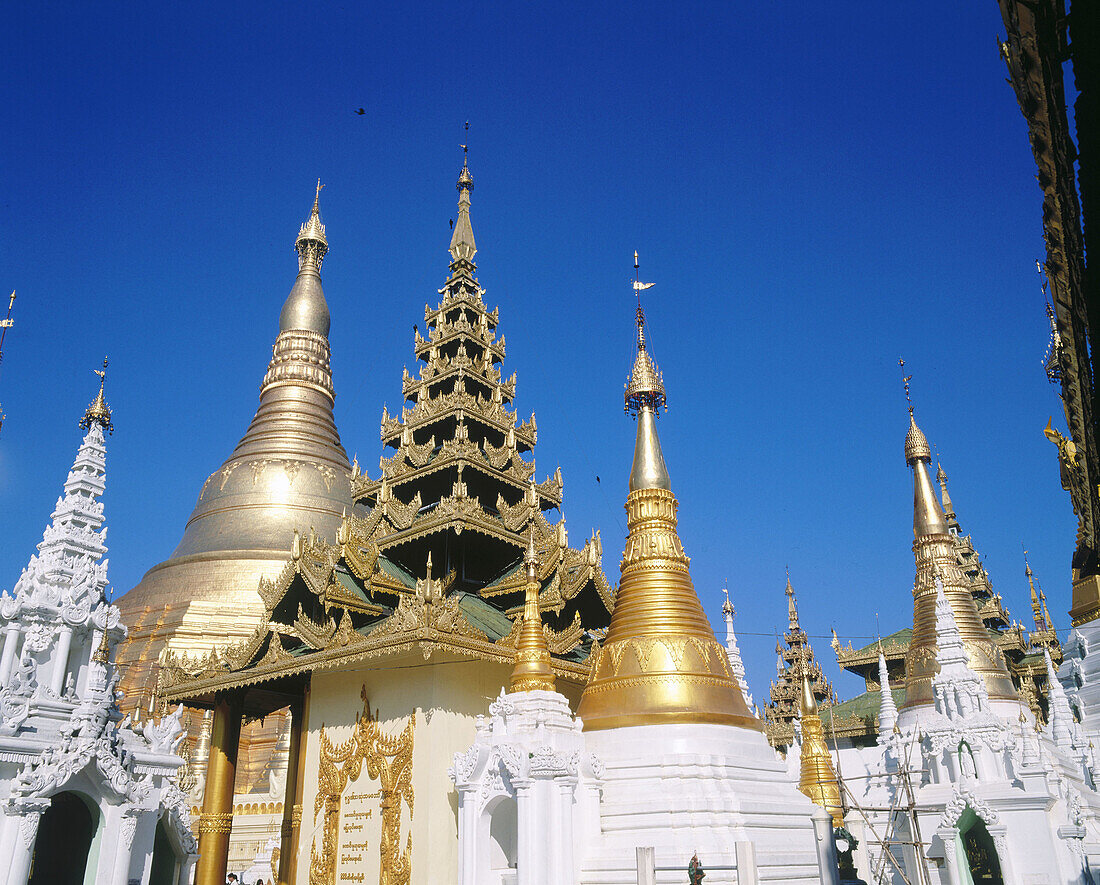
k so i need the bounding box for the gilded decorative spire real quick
[899,375,1017,710]
[80,357,114,435]
[93,627,111,664]
[577,259,756,731]
[797,671,844,826]
[509,529,556,693]
[450,136,477,268]
[1026,551,1044,628]
[280,182,332,337]
[295,179,329,274]
[786,569,800,631]
[935,460,955,520]
[625,252,669,492]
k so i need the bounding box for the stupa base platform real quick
[580,724,821,884]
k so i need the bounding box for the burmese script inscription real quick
[309,689,415,885]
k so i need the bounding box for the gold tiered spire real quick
[450,140,476,267]
[80,357,113,434]
[796,672,844,827]
[898,366,1017,708]
[509,530,556,693]
[576,256,757,731]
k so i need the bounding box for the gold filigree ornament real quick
[309,687,414,885]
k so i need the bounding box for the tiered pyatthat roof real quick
[156,160,613,699]
[764,575,836,751]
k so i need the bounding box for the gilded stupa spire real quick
[577,256,756,731]
[450,133,477,270]
[785,568,799,631]
[80,357,113,435]
[897,363,1017,710]
[509,529,556,693]
[625,252,670,492]
[796,671,844,826]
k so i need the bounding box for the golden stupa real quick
[901,406,1018,707]
[114,184,354,804]
[576,257,758,730]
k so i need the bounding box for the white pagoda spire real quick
[1044,648,1075,751]
[877,647,898,737]
[722,586,753,709]
[930,577,988,721]
[0,361,123,728]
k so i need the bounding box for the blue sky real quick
[0,2,1077,707]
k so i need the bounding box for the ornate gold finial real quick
[786,569,800,631]
[797,671,844,826]
[80,357,114,435]
[450,133,477,267]
[93,627,111,664]
[899,357,913,414]
[625,252,664,416]
[295,181,329,273]
[900,361,931,466]
[457,121,473,192]
[509,528,556,693]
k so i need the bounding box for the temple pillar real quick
[0,623,21,683]
[195,690,244,885]
[3,801,49,885]
[278,688,309,885]
[553,778,575,885]
[50,625,73,696]
[811,805,839,885]
[514,779,535,885]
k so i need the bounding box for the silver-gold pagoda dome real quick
[116,183,354,711]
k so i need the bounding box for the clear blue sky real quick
[0,2,1077,707]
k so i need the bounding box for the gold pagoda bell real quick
[576,256,758,730]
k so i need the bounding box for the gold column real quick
[279,686,310,885]
[195,691,244,885]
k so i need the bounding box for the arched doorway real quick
[483,795,518,884]
[28,792,99,885]
[149,817,178,885]
[958,809,1003,885]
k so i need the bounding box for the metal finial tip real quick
[313,179,324,212]
[634,250,639,269]
[80,357,113,434]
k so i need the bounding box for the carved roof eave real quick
[377,506,526,548]
[407,363,511,399]
[416,330,505,363]
[835,640,909,672]
[158,626,592,704]
[382,404,536,449]
[372,450,545,498]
